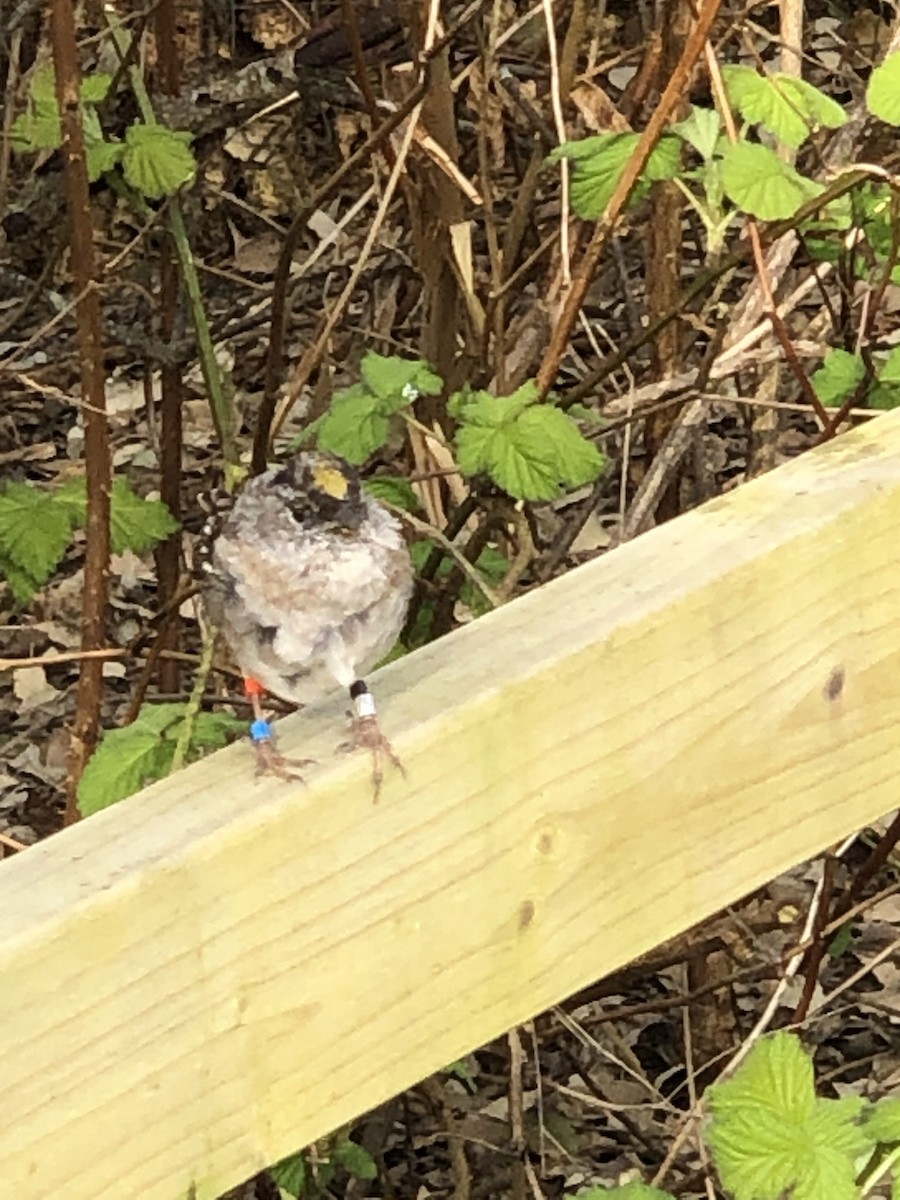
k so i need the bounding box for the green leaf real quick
[316,358,437,463]
[130,702,190,736]
[364,476,422,512]
[826,921,854,957]
[109,478,179,554]
[83,108,122,181]
[878,346,900,385]
[811,349,865,407]
[360,351,442,404]
[54,477,88,523]
[455,387,604,501]
[869,383,900,410]
[460,545,509,615]
[867,52,900,125]
[0,481,78,588]
[75,703,236,816]
[722,66,846,148]
[86,137,124,182]
[0,551,43,605]
[720,142,823,219]
[315,385,391,464]
[443,1058,474,1084]
[333,1139,377,1181]
[452,383,606,498]
[707,1032,871,1200]
[776,76,847,131]
[672,105,722,161]
[520,406,605,484]
[10,104,61,152]
[449,381,537,425]
[189,711,245,750]
[30,66,58,105]
[80,72,113,104]
[409,538,446,577]
[11,68,111,156]
[77,723,175,816]
[548,132,681,219]
[269,1151,307,1197]
[122,123,196,199]
[865,1097,900,1144]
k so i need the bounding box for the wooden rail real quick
[3,411,900,1199]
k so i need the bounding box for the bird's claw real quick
[253,737,313,783]
[337,714,405,801]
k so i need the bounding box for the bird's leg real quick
[340,679,404,800]
[244,677,310,781]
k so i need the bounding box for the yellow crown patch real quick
[313,462,349,499]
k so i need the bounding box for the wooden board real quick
[2,412,900,1199]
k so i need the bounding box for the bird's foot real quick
[338,714,404,801]
[251,719,312,782]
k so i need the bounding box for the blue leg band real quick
[250,719,273,743]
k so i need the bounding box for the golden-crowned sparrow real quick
[201,451,413,790]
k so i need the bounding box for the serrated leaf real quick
[364,476,421,512]
[360,351,442,403]
[315,386,390,464]
[878,346,900,385]
[869,383,900,410]
[673,105,722,160]
[723,66,845,148]
[456,397,604,501]
[77,725,175,816]
[54,477,88,523]
[30,66,57,105]
[811,349,865,407]
[110,478,179,554]
[10,104,62,152]
[0,550,43,605]
[0,482,77,587]
[453,386,540,429]
[83,109,122,181]
[122,123,196,199]
[80,72,112,104]
[776,76,846,132]
[721,142,823,219]
[13,67,111,156]
[549,132,681,219]
[707,1032,871,1200]
[190,711,245,750]
[867,52,900,125]
[269,1152,306,1198]
[449,382,537,426]
[87,137,124,182]
[865,1097,900,1144]
[518,406,605,485]
[334,1140,377,1180]
[132,702,190,736]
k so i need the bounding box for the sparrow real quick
[200,451,413,794]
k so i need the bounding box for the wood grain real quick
[2,412,900,1199]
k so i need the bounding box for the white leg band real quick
[354,691,377,719]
